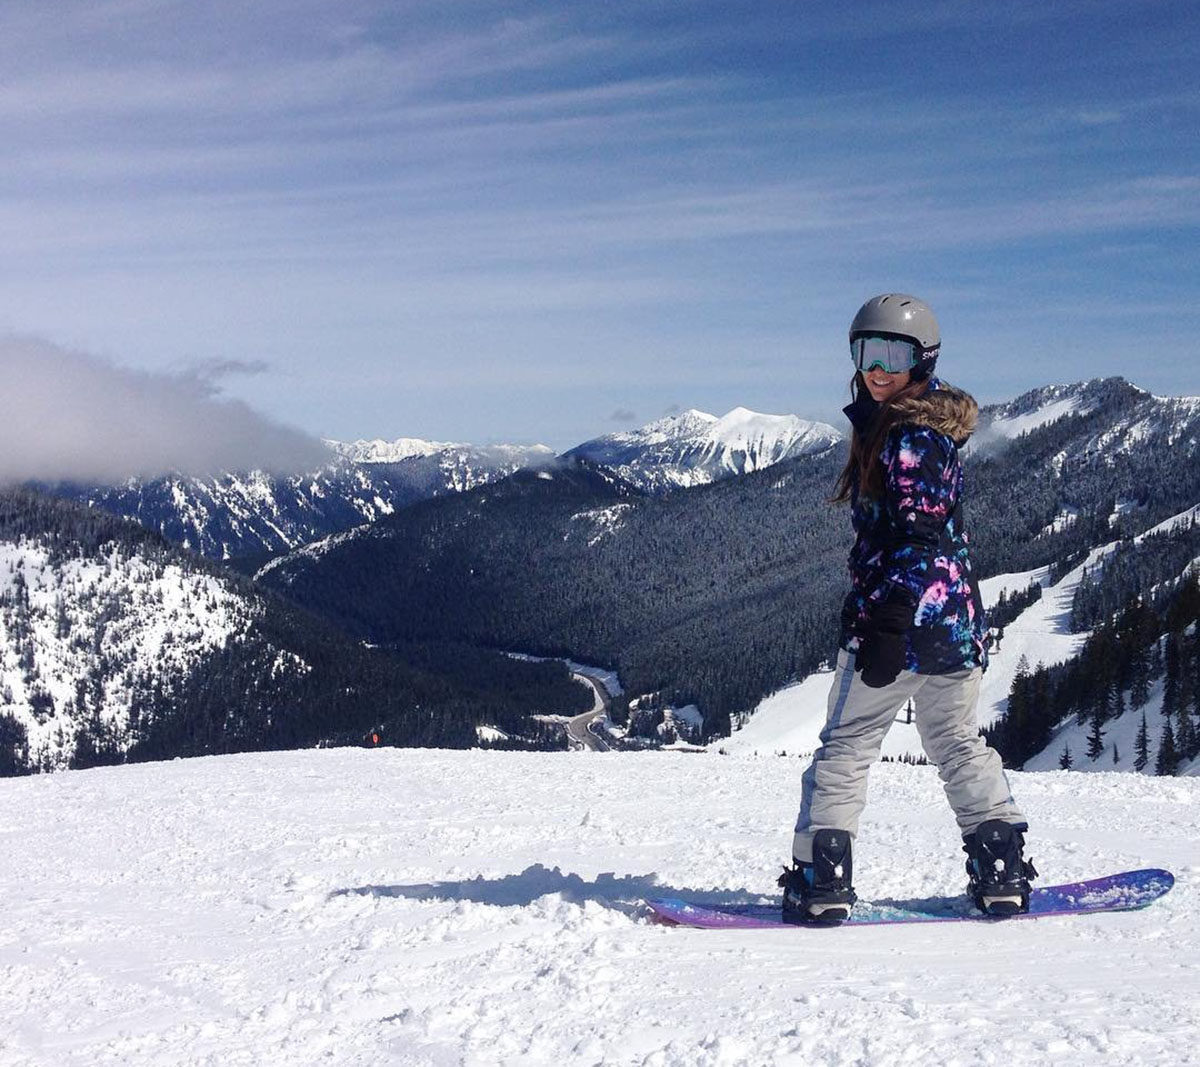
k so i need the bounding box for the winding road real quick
[565,672,613,752]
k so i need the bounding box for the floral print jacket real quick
[838,378,989,674]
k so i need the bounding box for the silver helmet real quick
[849,293,940,377]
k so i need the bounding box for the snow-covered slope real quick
[976,381,1101,442]
[566,407,842,492]
[2,747,1194,1065]
[974,377,1200,460]
[721,551,1106,760]
[0,536,258,770]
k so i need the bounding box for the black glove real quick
[856,596,913,689]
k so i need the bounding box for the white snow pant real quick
[792,649,1025,863]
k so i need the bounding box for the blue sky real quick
[1,0,1197,456]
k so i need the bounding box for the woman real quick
[779,293,1035,924]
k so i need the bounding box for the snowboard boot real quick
[779,828,857,924]
[963,820,1038,916]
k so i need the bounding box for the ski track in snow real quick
[1,748,1197,1067]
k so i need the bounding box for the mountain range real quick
[255,377,1200,742]
[7,376,1200,777]
[41,408,841,561]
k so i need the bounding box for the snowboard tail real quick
[648,868,1174,929]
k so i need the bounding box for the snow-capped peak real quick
[618,409,719,444]
[324,437,464,464]
[565,406,842,492]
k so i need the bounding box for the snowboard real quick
[647,868,1174,929]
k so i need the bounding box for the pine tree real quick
[1162,635,1180,718]
[1130,646,1151,710]
[1112,742,1120,766]
[1086,707,1106,761]
[1134,711,1150,772]
[1059,743,1073,770]
[1155,717,1179,776]
[1004,664,1029,756]
[1177,707,1196,765]
[1029,663,1054,755]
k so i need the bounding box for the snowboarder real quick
[780,294,1036,923]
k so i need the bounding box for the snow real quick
[0,538,253,768]
[569,407,841,491]
[1,747,1196,1066]
[668,704,703,733]
[1022,675,1176,774]
[325,437,462,464]
[987,396,1082,439]
[723,502,1200,775]
[975,555,1099,728]
[699,408,841,475]
[508,653,624,697]
[1108,498,1144,526]
[1038,506,1078,537]
[568,504,634,546]
[722,553,1100,761]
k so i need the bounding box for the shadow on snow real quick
[328,862,772,918]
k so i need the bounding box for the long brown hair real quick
[831,372,932,503]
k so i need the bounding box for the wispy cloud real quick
[0,1,1195,449]
[0,338,327,485]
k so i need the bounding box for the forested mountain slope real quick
[261,378,1200,741]
[0,490,587,775]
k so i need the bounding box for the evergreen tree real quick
[1130,644,1151,710]
[1177,706,1196,764]
[1004,659,1030,756]
[1162,635,1180,718]
[0,712,29,776]
[1155,717,1179,776]
[1086,707,1106,761]
[1166,571,1200,632]
[1059,743,1073,770]
[1134,710,1150,772]
[1112,741,1120,766]
[1029,663,1054,755]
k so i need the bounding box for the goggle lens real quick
[850,335,919,374]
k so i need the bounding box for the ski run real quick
[2,746,1197,1067]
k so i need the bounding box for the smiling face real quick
[860,366,912,403]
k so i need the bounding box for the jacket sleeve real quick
[879,424,960,609]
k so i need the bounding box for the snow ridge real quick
[566,407,842,492]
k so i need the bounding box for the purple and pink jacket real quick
[838,377,989,675]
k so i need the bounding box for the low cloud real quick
[608,408,637,423]
[0,336,328,485]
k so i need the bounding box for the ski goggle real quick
[850,334,920,374]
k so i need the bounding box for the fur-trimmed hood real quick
[889,380,978,445]
[843,377,978,445]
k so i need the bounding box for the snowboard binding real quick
[779,828,857,925]
[963,820,1038,917]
